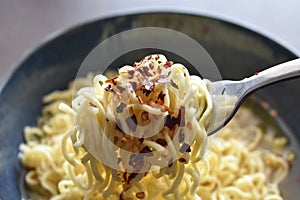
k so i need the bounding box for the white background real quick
[1,0,300,89]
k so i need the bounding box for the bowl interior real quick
[0,12,299,199]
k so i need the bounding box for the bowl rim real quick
[1,9,299,94]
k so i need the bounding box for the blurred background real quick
[1,0,300,89]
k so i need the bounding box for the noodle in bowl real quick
[19,54,294,200]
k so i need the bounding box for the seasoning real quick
[156,138,168,147]
[137,95,143,104]
[179,132,185,143]
[136,192,145,199]
[105,84,111,91]
[142,88,152,97]
[116,120,122,132]
[178,158,187,163]
[141,111,149,121]
[140,146,153,156]
[128,70,135,76]
[168,159,173,168]
[138,138,144,144]
[130,81,137,90]
[149,63,154,69]
[114,136,118,144]
[164,61,173,68]
[178,106,185,127]
[116,85,125,93]
[126,114,138,132]
[187,122,192,130]
[179,143,191,153]
[122,182,132,191]
[105,75,118,84]
[116,103,127,113]
[127,173,138,183]
[170,79,179,89]
[157,91,165,101]
[89,102,96,107]
[165,106,185,129]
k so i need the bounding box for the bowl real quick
[0,12,299,199]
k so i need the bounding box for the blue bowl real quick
[0,12,299,199]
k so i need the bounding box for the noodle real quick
[19,55,294,200]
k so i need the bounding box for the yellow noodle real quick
[19,54,294,200]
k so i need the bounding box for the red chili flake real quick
[114,136,119,144]
[164,106,185,129]
[105,84,111,91]
[158,91,166,101]
[128,70,135,76]
[116,85,125,93]
[178,158,187,163]
[187,122,192,130]
[270,109,277,117]
[156,138,168,147]
[123,182,132,191]
[89,102,97,107]
[165,116,179,130]
[117,158,122,164]
[179,133,185,143]
[136,192,145,199]
[141,111,149,121]
[116,120,122,132]
[140,146,154,156]
[130,81,137,90]
[168,159,173,168]
[116,103,127,113]
[177,106,185,127]
[149,63,154,69]
[164,115,177,130]
[137,68,144,76]
[129,154,145,171]
[157,65,162,73]
[170,80,179,89]
[128,173,138,183]
[120,137,129,143]
[123,172,127,182]
[138,138,144,144]
[142,88,151,97]
[105,75,118,84]
[119,192,125,200]
[126,114,138,132]
[179,143,191,153]
[261,101,269,109]
[142,66,152,76]
[137,95,143,104]
[164,61,173,68]
[255,71,259,75]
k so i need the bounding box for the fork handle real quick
[242,58,300,93]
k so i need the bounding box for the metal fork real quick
[207,58,300,135]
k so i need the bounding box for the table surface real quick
[1,0,300,90]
